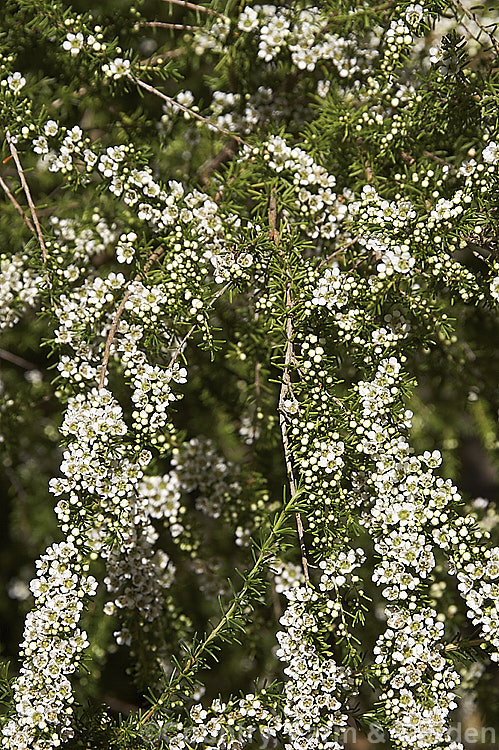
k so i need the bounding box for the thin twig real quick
[0,175,35,233]
[137,21,203,30]
[98,247,165,389]
[270,189,310,585]
[318,235,360,269]
[452,0,499,56]
[0,348,38,370]
[278,294,310,586]
[444,637,484,652]
[268,190,278,243]
[422,149,453,167]
[140,49,185,65]
[403,149,453,167]
[160,0,229,21]
[98,290,133,389]
[200,142,237,184]
[129,76,249,147]
[401,151,415,166]
[5,131,47,262]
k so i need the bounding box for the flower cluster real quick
[49,213,117,282]
[30,117,240,275]
[50,389,143,531]
[319,549,365,592]
[276,585,358,750]
[207,87,295,136]
[373,607,461,749]
[236,5,378,77]
[181,693,281,747]
[171,437,240,519]
[2,541,97,750]
[246,135,349,242]
[311,266,355,309]
[434,522,499,662]
[0,253,42,331]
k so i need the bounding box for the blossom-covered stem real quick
[4,130,47,262]
[99,245,165,388]
[160,0,229,21]
[129,75,249,146]
[0,174,35,233]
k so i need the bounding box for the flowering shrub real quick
[0,0,499,748]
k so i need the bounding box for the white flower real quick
[62,32,84,56]
[238,7,259,32]
[32,136,48,155]
[483,141,499,165]
[44,120,59,137]
[102,57,131,79]
[405,4,424,27]
[83,149,98,168]
[490,276,499,302]
[282,397,299,415]
[428,44,443,65]
[317,79,331,98]
[177,90,194,107]
[7,72,26,93]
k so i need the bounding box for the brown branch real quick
[98,290,133,389]
[160,0,229,21]
[402,147,453,169]
[422,150,453,166]
[0,175,35,233]
[129,76,249,147]
[278,293,310,586]
[98,247,165,389]
[401,151,415,166]
[318,235,360,269]
[5,131,47,262]
[270,190,310,585]
[137,21,203,30]
[0,348,38,370]
[200,142,238,185]
[268,189,278,244]
[140,49,185,65]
